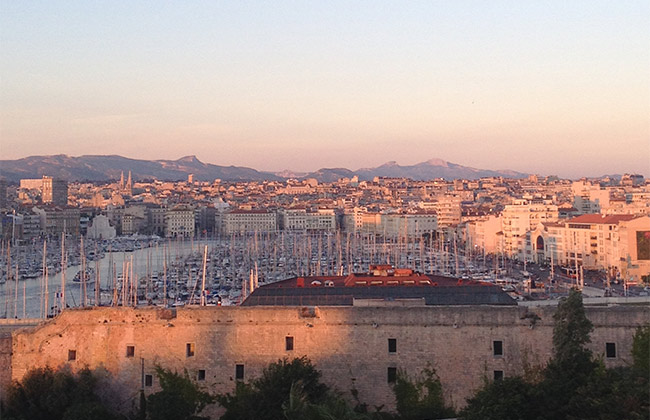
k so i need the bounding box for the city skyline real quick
[1,1,649,178]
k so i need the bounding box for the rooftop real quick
[242,265,516,307]
[566,214,637,225]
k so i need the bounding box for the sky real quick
[1,1,648,178]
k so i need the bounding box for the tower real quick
[126,171,132,195]
[0,178,7,209]
[42,176,68,206]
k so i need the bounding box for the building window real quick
[145,374,153,387]
[387,367,397,383]
[388,338,397,354]
[198,369,206,381]
[235,364,245,380]
[606,342,616,358]
[126,345,135,358]
[494,370,504,380]
[493,340,503,357]
[68,350,76,361]
[285,336,294,351]
[186,342,195,358]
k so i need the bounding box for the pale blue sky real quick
[1,1,648,177]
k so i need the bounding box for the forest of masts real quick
[0,229,504,318]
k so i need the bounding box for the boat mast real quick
[80,236,86,307]
[95,242,100,306]
[60,232,66,313]
[200,244,207,306]
[41,240,47,318]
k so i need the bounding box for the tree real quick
[551,288,594,365]
[282,381,379,420]
[538,288,600,419]
[631,324,649,379]
[461,376,538,420]
[461,292,648,420]
[1,366,121,420]
[146,366,214,420]
[392,365,455,420]
[216,357,329,420]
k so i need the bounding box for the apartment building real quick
[281,208,336,232]
[531,214,650,282]
[41,176,68,206]
[165,205,195,238]
[224,209,277,234]
[501,199,558,260]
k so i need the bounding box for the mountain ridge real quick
[0,155,528,182]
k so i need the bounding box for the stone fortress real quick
[1,302,647,416]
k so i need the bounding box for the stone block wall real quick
[7,304,649,416]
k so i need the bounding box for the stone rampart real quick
[6,304,649,415]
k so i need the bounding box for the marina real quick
[0,231,528,319]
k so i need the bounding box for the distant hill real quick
[0,155,281,182]
[302,158,528,182]
[0,155,527,182]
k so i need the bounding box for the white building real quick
[466,215,502,254]
[531,214,650,283]
[501,199,558,260]
[433,196,462,227]
[572,181,610,214]
[165,206,195,238]
[282,208,336,231]
[224,209,277,234]
[87,215,116,240]
[381,212,438,239]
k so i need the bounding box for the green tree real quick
[462,291,648,420]
[146,366,214,420]
[539,288,600,419]
[461,376,538,420]
[216,356,331,420]
[392,365,455,420]
[1,366,121,420]
[632,324,649,379]
[282,381,379,420]
[551,288,594,365]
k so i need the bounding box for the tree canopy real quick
[1,367,122,420]
[146,366,214,420]
[216,356,330,420]
[392,365,456,420]
[462,289,649,420]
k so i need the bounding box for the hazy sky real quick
[1,1,648,178]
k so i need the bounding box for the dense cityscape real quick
[2,168,648,290]
[1,1,648,419]
[0,165,648,419]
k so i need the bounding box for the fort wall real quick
[6,304,649,415]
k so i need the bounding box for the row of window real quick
[387,367,505,383]
[89,339,620,360]
[489,340,617,358]
[143,364,242,386]
[65,341,619,373]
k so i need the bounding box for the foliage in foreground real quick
[462,289,650,420]
[145,366,215,420]
[216,356,330,420]
[392,365,456,420]
[215,356,396,420]
[1,366,123,420]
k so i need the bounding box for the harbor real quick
[1,230,642,319]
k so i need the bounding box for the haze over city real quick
[1,1,649,178]
[1,3,650,419]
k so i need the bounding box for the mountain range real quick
[0,155,527,183]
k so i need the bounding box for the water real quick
[1,232,500,318]
[0,239,212,319]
